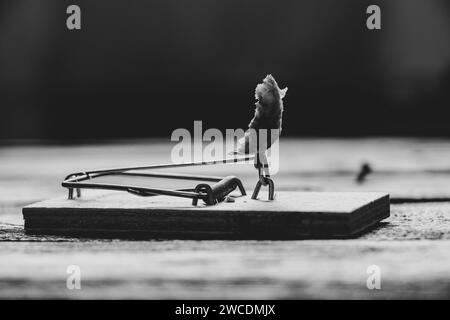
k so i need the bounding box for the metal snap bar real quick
[61,156,252,206]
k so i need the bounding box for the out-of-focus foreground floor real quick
[1,138,450,299]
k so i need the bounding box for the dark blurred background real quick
[0,0,449,142]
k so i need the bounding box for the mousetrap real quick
[22,156,390,239]
[22,75,390,239]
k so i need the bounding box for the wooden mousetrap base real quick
[23,191,390,239]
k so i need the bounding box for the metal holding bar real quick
[79,155,255,176]
[62,156,253,205]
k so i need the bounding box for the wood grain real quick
[1,138,450,299]
[22,192,390,239]
[0,240,449,299]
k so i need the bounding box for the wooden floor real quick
[1,138,450,299]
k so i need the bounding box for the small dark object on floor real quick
[356,162,373,183]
